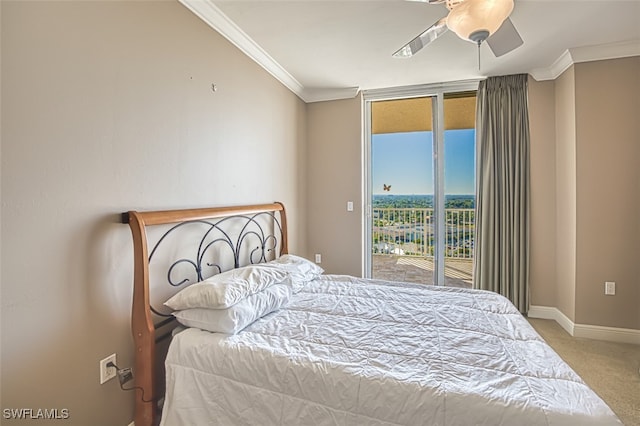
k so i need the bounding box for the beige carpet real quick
[528,318,640,426]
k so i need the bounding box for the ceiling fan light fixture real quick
[446,0,513,43]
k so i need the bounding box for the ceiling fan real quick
[393,0,523,59]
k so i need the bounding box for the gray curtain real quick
[473,74,530,313]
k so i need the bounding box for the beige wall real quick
[574,57,640,329]
[306,95,362,277]
[2,2,638,424]
[528,77,557,307]
[554,67,578,322]
[528,58,639,330]
[1,1,307,424]
[305,63,640,330]
[304,64,639,331]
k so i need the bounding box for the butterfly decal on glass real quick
[383,184,391,192]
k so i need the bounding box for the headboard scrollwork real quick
[146,213,285,318]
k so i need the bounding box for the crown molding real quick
[179,0,359,103]
[301,87,361,103]
[530,50,574,81]
[530,39,640,81]
[180,0,638,100]
[363,80,481,101]
[178,0,306,100]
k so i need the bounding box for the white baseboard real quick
[528,305,574,335]
[573,323,640,345]
[528,305,640,345]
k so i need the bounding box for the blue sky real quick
[372,129,475,195]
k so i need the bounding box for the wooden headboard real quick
[121,202,288,426]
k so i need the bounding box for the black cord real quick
[106,361,156,403]
[120,384,155,403]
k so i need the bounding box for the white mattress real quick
[160,275,621,425]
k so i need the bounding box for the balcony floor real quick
[372,255,473,289]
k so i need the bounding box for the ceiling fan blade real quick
[486,17,523,57]
[393,18,448,58]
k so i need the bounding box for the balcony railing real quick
[372,207,474,260]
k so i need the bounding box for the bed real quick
[122,202,621,426]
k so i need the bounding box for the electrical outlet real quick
[315,253,322,264]
[605,281,615,296]
[99,354,117,384]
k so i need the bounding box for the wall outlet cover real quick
[99,354,117,384]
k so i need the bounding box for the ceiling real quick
[181,0,640,102]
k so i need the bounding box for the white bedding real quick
[160,275,621,425]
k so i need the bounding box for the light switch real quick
[605,281,615,295]
[347,201,354,212]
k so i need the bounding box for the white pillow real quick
[164,265,289,310]
[173,283,291,334]
[263,254,324,291]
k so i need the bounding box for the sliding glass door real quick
[442,93,476,287]
[364,84,477,287]
[370,96,436,285]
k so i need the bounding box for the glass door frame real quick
[362,80,479,284]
